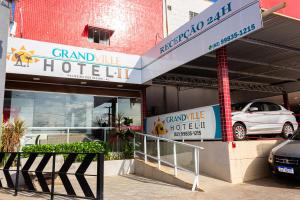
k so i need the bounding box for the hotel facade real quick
[2,0,299,145]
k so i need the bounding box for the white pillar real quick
[0,2,10,133]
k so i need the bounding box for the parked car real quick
[268,131,300,178]
[231,101,298,140]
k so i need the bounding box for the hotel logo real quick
[6,46,40,67]
[151,117,169,136]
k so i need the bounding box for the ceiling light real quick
[33,77,40,81]
[117,84,123,88]
[81,81,87,85]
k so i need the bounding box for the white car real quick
[231,101,298,140]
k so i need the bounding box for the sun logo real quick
[151,117,168,136]
[6,46,40,67]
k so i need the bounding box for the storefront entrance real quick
[3,89,142,145]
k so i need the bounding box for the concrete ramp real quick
[134,158,233,192]
[134,158,201,191]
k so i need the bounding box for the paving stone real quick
[0,175,299,200]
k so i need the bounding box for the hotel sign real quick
[6,37,142,84]
[142,0,263,83]
[6,0,263,85]
[146,105,222,140]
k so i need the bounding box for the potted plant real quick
[1,118,26,152]
[108,113,134,158]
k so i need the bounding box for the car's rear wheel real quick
[233,122,247,140]
[282,123,294,139]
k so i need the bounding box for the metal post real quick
[194,148,198,176]
[67,128,70,143]
[141,88,147,132]
[133,134,136,158]
[104,129,107,142]
[192,148,199,191]
[144,135,147,162]
[117,135,120,152]
[50,153,56,200]
[14,153,21,196]
[157,138,161,169]
[283,91,290,110]
[173,143,177,177]
[96,153,104,200]
[196,149,200,187]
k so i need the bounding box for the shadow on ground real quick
[247,175,300,189]
[120,174,181,188]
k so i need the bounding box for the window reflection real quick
[118,97,142,131]
[3,90,141,144]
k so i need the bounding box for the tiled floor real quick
[0,174,299,200]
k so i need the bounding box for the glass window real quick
[3,90,141,142]
[265,102,281,111]
[93,29,100,43]
[3,90,143,146]
[87,26,111,45]
[92,97,117,127]
[4,90,122,128]
[33,92,67,127]
[117,97,142,131]
[249,102,264,111]
[231,102,248,112]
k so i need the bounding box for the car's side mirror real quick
[249,107,259,112]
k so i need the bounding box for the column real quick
[141,87,147,132]
[216,47,234,142]
[282,91,290,110]
[0,3,10,128]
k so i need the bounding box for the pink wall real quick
[14,0,163,55]
[261,0,300,20]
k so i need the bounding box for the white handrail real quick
[27,127,115,130]
[134,132,204,150]
[25,127,116,144]
[134,132,204,191]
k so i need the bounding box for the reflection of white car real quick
[231,102,298,140]
[20,134,48,146]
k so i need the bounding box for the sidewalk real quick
[0,174,299,200]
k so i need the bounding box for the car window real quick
[249,102,264,111]
[265,102,281,111]
[262,103,270,111]
[231,102,248,112]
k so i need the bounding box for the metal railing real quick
[0,152,104,200]
[133,132,204,191]
[26,127,115,144]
